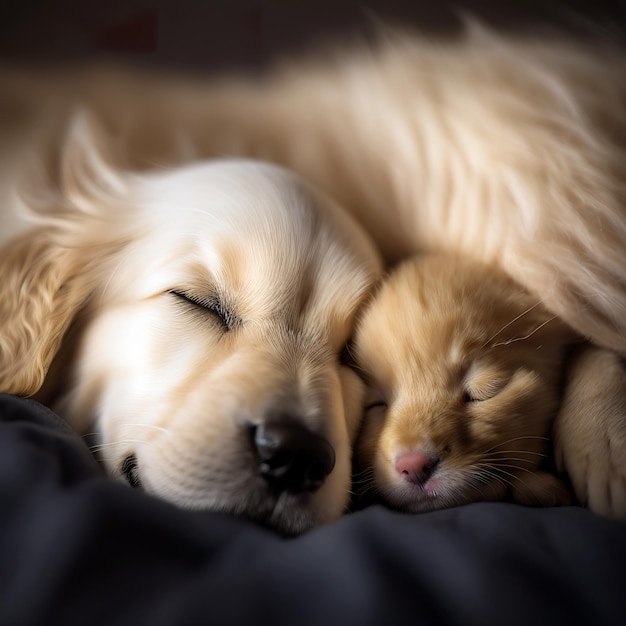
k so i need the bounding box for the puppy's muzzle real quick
[251,420,336,494]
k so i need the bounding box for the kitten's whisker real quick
[352,466,375,481]
[483,457,547,469]
[359,482,381,499]
[483,449,548,458]
[483,435,550,453]
[485,464,553,504]
[473,461,538,487]
[465,471,500,499]
[485,464,538,486]
[489,461,542,477]
[474,467,514,491]
[481,301,542,348]
[492,316,557,347]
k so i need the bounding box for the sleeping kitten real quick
[353,253,626,517]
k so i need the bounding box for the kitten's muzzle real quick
[395,450,440,485]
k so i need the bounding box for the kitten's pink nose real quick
[395,451,439,484]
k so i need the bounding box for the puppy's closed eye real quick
[170,290,237,330]
[363,388,388,413]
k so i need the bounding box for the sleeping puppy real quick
[0,115,382,534]
[353,253,626,518]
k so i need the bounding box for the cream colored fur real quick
[2,27,625,353]
[0,115,382,534]
[554,346,626,518]
[2,24,626,520]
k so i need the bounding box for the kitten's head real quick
[353,253,578,512]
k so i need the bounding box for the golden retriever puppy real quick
[353,253,626,519]
[0,115,382,534]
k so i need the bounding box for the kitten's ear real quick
[509,470,573,508]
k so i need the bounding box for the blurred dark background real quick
[0,1,625,74]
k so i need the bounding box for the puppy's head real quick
[354,253,578,513]
[0,114,382,534]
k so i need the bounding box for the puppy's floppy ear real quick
[0,111,122,396]
[59,109,125,211]
[0,233,91,395]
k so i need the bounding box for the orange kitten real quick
[353,253,581,512]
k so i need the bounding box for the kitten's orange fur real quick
[354,254,589,512]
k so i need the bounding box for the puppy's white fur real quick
[0,116,382,533]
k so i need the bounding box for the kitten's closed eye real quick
[463,364,510,403]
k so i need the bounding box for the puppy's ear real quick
[59,109,125,211]
[0,111,122,396]
[0,232,91,395]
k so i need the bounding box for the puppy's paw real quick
[554,345,626,520]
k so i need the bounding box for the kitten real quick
[353,253,583,512]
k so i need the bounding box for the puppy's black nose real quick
[252,420,335,494]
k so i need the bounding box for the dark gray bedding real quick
[1,392,625,626]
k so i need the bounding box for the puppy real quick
[0,115,382,534]
[353,253,626,518]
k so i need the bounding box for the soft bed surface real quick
[1,393,625,626]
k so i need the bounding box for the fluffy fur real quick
[0,116,382,534]
[553,345,626,518]
[3,26,625,351]
[2,25,626,521]
[353,254,626,518]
